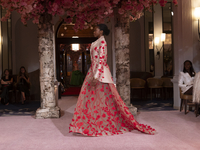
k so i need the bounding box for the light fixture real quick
[61,33,64,36]
[155,33,166,59]
[195,7,200,42]
[155,37,160,45]
[72,44,79,51]
[161,33,166,42]
[64,26,67,30]
[72,36,79,38]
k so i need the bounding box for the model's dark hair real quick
[183,60,195,77]
[97,24,110,36]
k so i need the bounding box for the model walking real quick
[69,24,155,136]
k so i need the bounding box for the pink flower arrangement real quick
[0,0,178,29]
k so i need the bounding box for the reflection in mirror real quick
[145,5,154,76]
[162,2,173,77]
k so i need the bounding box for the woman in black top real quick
[17,66,30,104]
[0,69,13,105]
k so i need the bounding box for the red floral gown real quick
[69,36,156,136]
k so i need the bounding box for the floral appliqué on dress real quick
[69,36,156,136]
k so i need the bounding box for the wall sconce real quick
[155,33,166,59]
[195,7,200,42]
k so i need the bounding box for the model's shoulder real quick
[99,36,106,43]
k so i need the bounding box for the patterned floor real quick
[131,98,176,111]
[0,101,40,116]
[0,97,175,116]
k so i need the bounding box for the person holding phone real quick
[17,66,30,104]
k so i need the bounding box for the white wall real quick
[172,0,200,109]
[192,0,200,72]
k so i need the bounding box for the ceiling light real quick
[72,44,79,51]
[72,36,79,38]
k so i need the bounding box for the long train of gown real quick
[69,67,156,136]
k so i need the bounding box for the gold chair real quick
[147,78,163,100]
[161,78,173,100]
[130,78,146,102]
[179,88,197,115]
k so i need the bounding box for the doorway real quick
[55,23,97,98]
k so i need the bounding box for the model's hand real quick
[91,78,98,86]
[186,84,193,87]
[188,81,194,86]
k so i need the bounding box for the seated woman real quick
[70,61,84,86]
[178,60,195,95]
[0,69,13,105]
[17,66,30,104]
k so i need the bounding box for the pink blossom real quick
[118,8,124,15]
[173,0,178,5]
[159,0,167,7]
[0,0,177,30]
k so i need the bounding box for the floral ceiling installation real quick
[0,0,178,30]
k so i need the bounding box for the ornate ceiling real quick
[57,24,94,38]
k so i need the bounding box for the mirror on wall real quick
[145,3,173,77]
[145,6,154,76]
[162,2,173,77]
[0,7,12,76]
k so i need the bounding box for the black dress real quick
[17,75,30,96]
[0,76,13,104]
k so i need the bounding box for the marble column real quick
[114,14,137,116]
[36,14,60,119]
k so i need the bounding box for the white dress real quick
[193,72,200,103]
[178,72,194,94]
[90,36,113,83]
[69,36,156,136]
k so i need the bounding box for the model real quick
[69,24,156,136]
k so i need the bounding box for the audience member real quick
[17,66,30,104]
[178,60,195,95]
[0,69,13,105]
